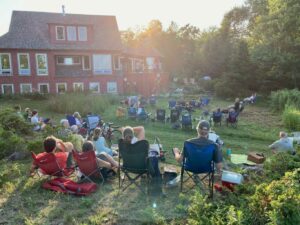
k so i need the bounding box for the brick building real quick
[0,11,169,96]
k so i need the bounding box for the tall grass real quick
[270,89,300,111]
[282,105,300,131]
[47,93,120,115]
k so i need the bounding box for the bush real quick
[26,138,44,154]
[0,108,32,135]
[0,128,26,159]
[282,105,300,131]
[270,89,300,111]
[47,93,119,115]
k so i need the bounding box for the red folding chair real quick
[31,152,74,178]
[72,150,104,185]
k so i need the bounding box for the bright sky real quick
[0,0,245,35]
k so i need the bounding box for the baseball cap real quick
[196,120,210,131]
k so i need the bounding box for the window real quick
[73,83,84,92]
[18,53,30,75]
[56,83,67,94]
[38,83,49,94]
[36,54,48,75]
[133,59,144,73]
[67,26,77,41]
[57,56,81,65]
[82,56,91,70]
[93,54,112,75]
[78,26,87,41]
[146,57,155,70]
[56,26,65,40]
[89,82,100,93]
[107,82,117,93]
[20,83,32,94]
[113,56,121,70]
[1,84,14,94]
[0,53,12,75]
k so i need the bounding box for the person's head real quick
[196,120,210,137]
[44,136,57,153]
[123,126,134,143]
[25,107,31,113]
[73,112,81,119]
[235,98,240,103]
[70,125,78,134]
[60,119,70,129]
[93,127,102,141]
[32,110,38,116]
[82,141,94,152]
[279,131,287,138]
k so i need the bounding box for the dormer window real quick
[56,26,65,40]
[67,26,77,41]
[78,26,87,41]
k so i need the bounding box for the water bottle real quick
[226,148,232,158]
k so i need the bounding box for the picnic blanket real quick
[230,154,256,165]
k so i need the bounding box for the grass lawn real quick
[0,95,283,224]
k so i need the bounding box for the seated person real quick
[92,127,117,157]
[269,131,296,154]
[29,136,73,176]
[70,125,85,152]
[31,110,47,131]
[23,107,32,122]
[73,112,83,127]
[212,108,222,121]
[120,126,145,144]
[208,130,224,149]
[14,105,23,119]
[82,141,119,173]
[58,119,72,137]
[173,120,222,172]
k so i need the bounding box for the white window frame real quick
[56,56,81,65]
[78,26,87,41]
[56,83,67,94]
[93,54,112,75]
[0,53,12,75]
[113,55,121,70]
[18,53,31,75]
[38,83,49,94]
[107,81,118,94]
[67,26,77,41]
[20,83,32,94]
[36,53,48,76]
[1,84,14,94]
[82,55,91,70]
[73,82,84,92]
[89,82,100,93]
[55,26,65,40]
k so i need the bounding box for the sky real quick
[0,0,246,35]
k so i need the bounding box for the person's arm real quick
[213,145,223,172]
[173,147,183,163]
[132,126,145,140]
[98,137,113,155]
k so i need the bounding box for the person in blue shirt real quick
[92,127,117,157]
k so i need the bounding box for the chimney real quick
[62,5,66,16]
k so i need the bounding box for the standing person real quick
[173,120,222,172]
[269,131,296,155]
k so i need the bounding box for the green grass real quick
[0,94,284,224]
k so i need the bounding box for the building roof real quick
[0,10,123,51]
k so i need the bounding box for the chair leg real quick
[180,167,184,192]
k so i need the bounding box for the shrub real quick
[0,108,32,135]
[26,138,44,154]
[47,93,119,115]
[0,128,26,159]
[282,105,300,131]
[270,89,300,111]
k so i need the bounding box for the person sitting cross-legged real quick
[269,131,296,155]
[173,120,223,172]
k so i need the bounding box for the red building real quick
[0,11,169,96]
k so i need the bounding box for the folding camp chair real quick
[170,108,180,123]
[226,111,238,128]
[86,114,101,134]
[181,112,192,130]
[168,99,176,109]
[66,115,77,127]
[128,107,137,120]
[212,111,222,126]
[137,108,151,122]
[149,96,157,106]
[180,141,215,198]
[72,150,104,185]
[31,152,74,179]
[156,109,166,123]
[118,139,150,194]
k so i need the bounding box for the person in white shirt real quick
[269,131,295,154]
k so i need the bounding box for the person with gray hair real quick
[120,126,145,144]
[269,131,295,154]
[173,120,223,171]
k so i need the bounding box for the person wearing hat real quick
[173,120,223,171]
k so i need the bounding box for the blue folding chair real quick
[66,115,77,127]
[86,115,101,134]
[149,96,157,106]
[212,111,222,126]
[128,107,137,120]
[168,99,176,109]
[156,109,166,123]
[137,108,150,122]
[181,112,192,130]
[180,141,215,197]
